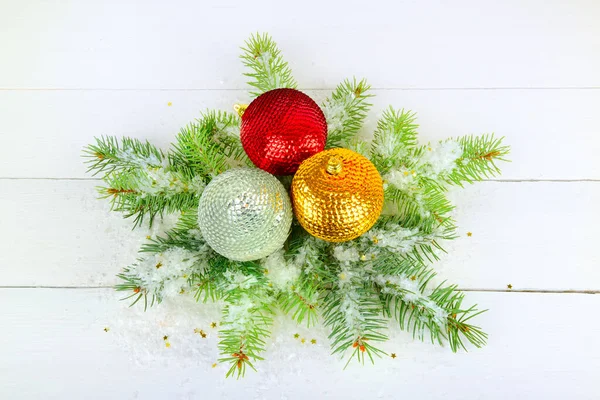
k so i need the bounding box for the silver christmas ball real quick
[197,168,292,261]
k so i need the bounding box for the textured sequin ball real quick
[198,168,292,261]
[240,88,328,176]
[291,148,384,242]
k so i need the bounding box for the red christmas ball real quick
[241,88,328,176]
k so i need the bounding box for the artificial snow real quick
[420,140,463,177]
[131,247,207,299]
[263,250,301,291]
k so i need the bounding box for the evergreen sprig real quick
[449,134,510,185]
[323,78,373,149]
[171,111,237,177]
[323,281,389,367]
[115,266,155,311]
[240,32,297,97]
[218,277,274,378]
[85,136,204,227]
[373,251,487,350]
[84,136,165,176]
[370,107,419,173]
[277,276,320,328]
[100,171,200,227]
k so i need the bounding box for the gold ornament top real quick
[291,148,384,242]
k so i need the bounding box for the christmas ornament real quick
[197,168,292,261]
[240,88,328,175]
[292,148,384,242]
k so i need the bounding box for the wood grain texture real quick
[2,179,598,290]
[0,288,598,400]
[1,89,600,179]
[1,0,599,89]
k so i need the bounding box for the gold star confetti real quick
[310,339,317,344]
[163,335,168,341]
[360,254,367,261]
[410,275,416,281]
[507,284,513,289]
[293,333,300,339]
[155,262,163,269]
[467,232,473,237]
[165,342,171,348]
[210,322,217,328]
[300,338,306,344]
[179,288,185,294]
[212,363,217,368]
[167,102,173,106]
[103,327,110,332]
[194,328,202,334]
[201,332,207,338]
[146,235,151,240]
[391,353,397,359]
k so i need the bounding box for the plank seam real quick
[1,87,599,92]
[1,177,599,183]
[0,286,597,294]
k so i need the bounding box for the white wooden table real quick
[1,1,599,399]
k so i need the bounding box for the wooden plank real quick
[0,288,597,399]
[1,89,599,180]
[0,179,178,287]
[1,180,598,291]
[1,0,599,89]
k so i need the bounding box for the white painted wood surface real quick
[2,89,600,180]
[1,289,598,399]
[1,0,599,399]
[2,179,598,291]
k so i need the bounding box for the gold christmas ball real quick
[291,148,384,242]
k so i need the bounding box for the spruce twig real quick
[240,32,297,97]
[323,78,373,149]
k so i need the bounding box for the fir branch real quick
[84,135,205,227]
[323,78,373,149]
[372,252,487,351]
[83,136,165,176]
[115,246,205,310]
[100,170,201,228]
[218,270,274,378]
[240,32,297,97]
[383,179,456,234]
[323,278,388,367]
[115,269,155,311]
[141,211,204,253]
[170,112,232,177]
[370,215,456,264]
[277,277,320,327]
[370,107,419,174]
[447,134,510,186]
[116,211,210,309]
[205,110,250,167]
[192,256,239,304]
